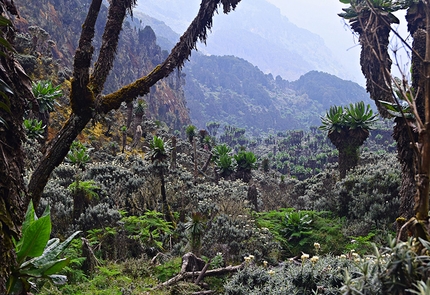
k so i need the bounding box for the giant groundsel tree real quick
[339,0,430,240]
[320,101,378,178]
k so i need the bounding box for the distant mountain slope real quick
[184,55,371,133]
[136,0,350,81]
[131,11,178,51]
[289,71,371,110]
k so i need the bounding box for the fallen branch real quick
[153,263,244,289]
[195,259,211,284]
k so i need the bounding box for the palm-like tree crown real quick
[320,101,378,134]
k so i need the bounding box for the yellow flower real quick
[314,242,321,249]
[263,260,268,268]
[310,256,319,264]
[267,270,275,275]
[301,253,310,261]
[352,252,360,258]
[340,254,347,259]
[248,255,255,260]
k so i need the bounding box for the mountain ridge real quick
[135,0,351,81]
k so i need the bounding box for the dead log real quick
[195,259,211,284]
[153,261,244,289]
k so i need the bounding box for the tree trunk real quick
[126,101,133,129]
[193,138,198,183]
[0,2,33,290]
[170,135,177,170]
[328,128,369,179]
[394,119,417,221]
[159,168,173,223]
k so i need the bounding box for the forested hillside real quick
[184,55,370,131]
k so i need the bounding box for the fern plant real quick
[121,211,173,251]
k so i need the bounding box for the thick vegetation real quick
[3,0,430,295]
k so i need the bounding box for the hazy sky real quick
[266,0,410,85]
[265,0,363,83]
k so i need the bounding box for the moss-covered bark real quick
[0,1,33,291]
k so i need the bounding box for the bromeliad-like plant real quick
[23,118,45,140]
[217,154,235,178]
[344,101,379,130]
[234,150,258,182]
[320,105,345,134]
[6,200,80,294]
[320,102,378,133]
[281,211,313,243]
[338,0,405,25]
[66,141,91,170]
[212,144,235,178]
[213,144,232,160]
[149,135,169,164]
[185,124,197,143]
[234,150,258,171]
[31,80,62,113]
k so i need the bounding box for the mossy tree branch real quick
[71,0,102,116]
[100,0,241,113]
[28,0,242,208]
[89,0,130,95]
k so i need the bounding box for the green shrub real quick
[153,256,182,282]
[255,209,349,257]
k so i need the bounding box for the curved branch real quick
[71,0,102,116]
[99,0,242,113]
[89,0,130,95]
[28,113,92,208]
